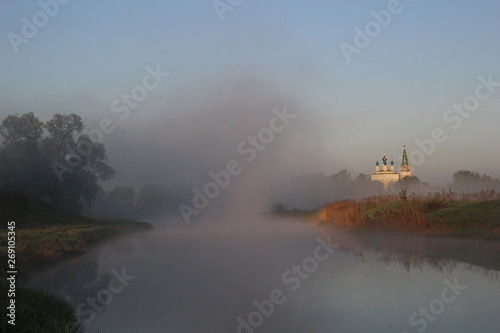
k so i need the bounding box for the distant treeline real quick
[89,184,195,219]
[274,169,500,210]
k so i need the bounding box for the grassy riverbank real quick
[317,190,500,238]
[1,190,152,273]
[0,190,152,332]
[2,219,152,266]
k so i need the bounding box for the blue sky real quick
[1,0,500,186]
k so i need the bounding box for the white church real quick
[371,145,411,190]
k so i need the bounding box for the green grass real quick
[0,190,152,266]
[425,199,500,230]
[0,220,151,266]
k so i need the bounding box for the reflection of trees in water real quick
[26,231,160,307]
[320,228,500,280]
[106,230,162,256]
[27,252,103,306]
[464,264,499,282]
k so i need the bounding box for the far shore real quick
[272,191,500,240]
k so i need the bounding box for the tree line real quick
[274,169,500,210]
[2,112,498,215]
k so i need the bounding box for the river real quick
[28,215,500,333]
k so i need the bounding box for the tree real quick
[0,113,49,198]
[136,184,166,209]
[108,186,136,205]
[453,170,480,184]
[399,187,408,201]
[332,169,352,182]
[355,173,371,183]
[0,112,44,147]
[0,112,115,211]
[398,176,420,186]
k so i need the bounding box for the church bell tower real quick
[400,145,411,178]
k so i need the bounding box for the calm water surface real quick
[28,216,500,333]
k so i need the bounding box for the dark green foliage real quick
[399,187,408,201]
[0,285,81,333]
[0,190,83,228]
[0,113,114,212]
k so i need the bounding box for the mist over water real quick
[28,214,500,333]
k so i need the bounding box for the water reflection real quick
[27,218,500,333]
[27,231,156,313]
[319,227,500,280]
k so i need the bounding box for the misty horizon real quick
[3,2,500,194]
